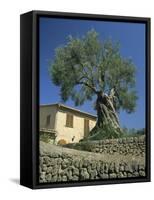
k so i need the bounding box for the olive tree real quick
[49,30,137,139]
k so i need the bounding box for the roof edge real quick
[40,103,97,119]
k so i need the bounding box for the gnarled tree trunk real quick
[87,89,122,140]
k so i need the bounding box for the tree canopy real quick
[49,29,137,114]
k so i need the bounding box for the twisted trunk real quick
[96,91,120,129]
[88,90,122,139]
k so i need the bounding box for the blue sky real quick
[39,17,146,129]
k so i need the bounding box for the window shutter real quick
[46,115,51,127]
[66,113,73,128]
[84,118,89,137]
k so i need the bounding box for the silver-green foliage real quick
[49,29,137,114]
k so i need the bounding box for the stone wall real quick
[39,138,146,183]
[65,135,145,156]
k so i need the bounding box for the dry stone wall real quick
[65,135,145,156]
[39,136,146,183]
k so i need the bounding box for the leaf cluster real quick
[49,29,137,113]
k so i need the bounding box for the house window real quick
[84,118,89,137]
[46,115,51,127]
[66,113,73,128]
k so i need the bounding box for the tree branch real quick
[79,62,96,88]
[76,80,97,94]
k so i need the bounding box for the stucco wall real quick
[39,141,146,183]
[39,105,57,129]
[55,110,96,144]
[89,119,96,132]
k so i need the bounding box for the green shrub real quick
[39,132,55,143]
[87,123,123,141]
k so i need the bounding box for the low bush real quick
[57,139,67,145]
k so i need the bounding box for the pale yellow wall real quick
[55,110,96,144]
[40,105,97,144]
[39,106,57,129]
[89,120,96,132]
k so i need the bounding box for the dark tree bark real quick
[87,89,122,139]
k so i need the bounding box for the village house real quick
[39,103,97,144]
